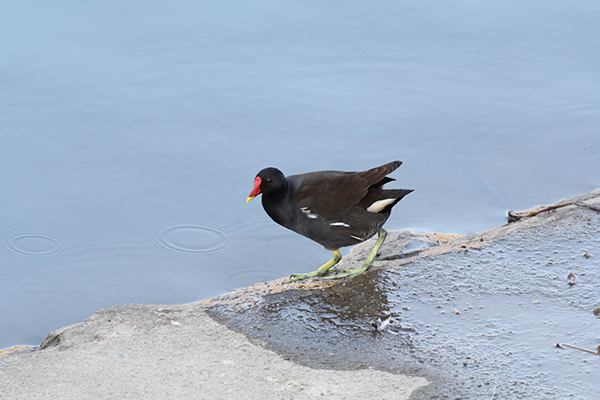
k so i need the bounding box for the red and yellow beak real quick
[246,176,262,203]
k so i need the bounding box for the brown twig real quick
[508,201,600,222]
[556,343,600,355]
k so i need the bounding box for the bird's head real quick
[246,167,285,203]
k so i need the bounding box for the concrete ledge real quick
[0,304,426,399]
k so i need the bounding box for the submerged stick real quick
[508,201,600,222]
[556,343,600,355]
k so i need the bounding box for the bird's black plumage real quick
[248,161,412,250]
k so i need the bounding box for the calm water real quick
[1,1,599,349]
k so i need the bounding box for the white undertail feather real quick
[366,198,397,213]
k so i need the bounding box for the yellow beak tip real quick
[246,196,255,204]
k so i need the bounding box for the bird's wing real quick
[292,161,402,220]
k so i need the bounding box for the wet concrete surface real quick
[208,190,600,399]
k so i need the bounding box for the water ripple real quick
[152,223,235,255]
[2,230,68,258]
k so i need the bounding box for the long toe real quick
[283,271,320,283]
[319,265,370,280]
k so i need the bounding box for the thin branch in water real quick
[556,343,600,355]
[508,200,600,222]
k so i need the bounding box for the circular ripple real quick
[152,223,234,255]
[3,232,68,257]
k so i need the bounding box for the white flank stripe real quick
[330,222,350,228]
[366,198,396,213]
[351,235,364,241]
[300,207,319,219]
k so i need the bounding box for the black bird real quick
[246,161,413,281]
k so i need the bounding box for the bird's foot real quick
[283,250,342,283]
[320,229,388,280]
[319,261,385,280]
[283,271,322,283]
[284,262,383,282]
[284,267,342,282]
[319,266,367,279]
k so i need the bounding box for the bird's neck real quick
[261,181,295,228]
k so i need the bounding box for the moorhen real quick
[246,161,413,281]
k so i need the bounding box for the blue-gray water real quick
[1,1,599,349]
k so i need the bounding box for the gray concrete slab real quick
[0,304,426,399]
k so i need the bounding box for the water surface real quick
[1,1,599,348]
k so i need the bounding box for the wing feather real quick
[291,161,402,220]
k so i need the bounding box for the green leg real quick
[320,228,387,280]
[283,228,388,283]
[283,249,342,283]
